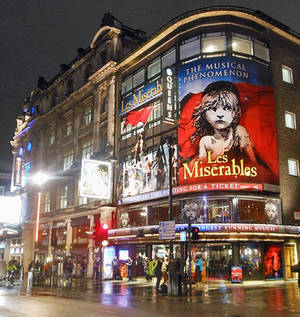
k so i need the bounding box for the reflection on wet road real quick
[0,279,300,316]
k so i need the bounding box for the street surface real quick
[0,279,300,316]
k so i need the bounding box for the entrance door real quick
[285,245,296,279]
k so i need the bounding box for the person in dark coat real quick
[154,258,163,293]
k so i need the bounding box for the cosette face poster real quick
[177,56,279,186]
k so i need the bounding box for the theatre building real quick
[111,7,300,281]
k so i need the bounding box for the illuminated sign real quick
[118,182,262,204]
[177,56,279,187]
[120,78,163,115]
[163,67,175,123]
[80,159,112,199]
[0,196,22,224]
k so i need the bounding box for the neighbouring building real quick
[11,7,300,282]
[10,13,146,276]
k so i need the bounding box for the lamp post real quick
[32,172,49,263]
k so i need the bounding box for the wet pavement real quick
[0,278,300,316]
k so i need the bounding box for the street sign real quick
[180,231,186,241]
[159,220,175,240]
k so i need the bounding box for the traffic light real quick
[191,227,199,240]
[93,222,109,247]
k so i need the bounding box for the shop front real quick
[108,222,300,282]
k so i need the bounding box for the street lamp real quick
[32,172,49,262]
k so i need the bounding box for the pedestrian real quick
[80,258,88,279]
[195,255,203,287]
[93,257,100,280]
[154,257,163,293]
[112,256,120,280]
[63,258,73,287]
[161,257,169,285]
[126,256,133,281]
[144,257,151,282]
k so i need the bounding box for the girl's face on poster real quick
[203,90,238,130]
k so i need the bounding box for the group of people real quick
[144,257,169,293]
[112,256,133,281]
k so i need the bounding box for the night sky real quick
[0,0,299,172]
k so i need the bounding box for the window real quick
[254,40,270,62]
[79,196,88,205]
[121,120,132,140]
[288,159,299,176]
[148,58,161,79]
[282,65,293,84]
[133,68,144,87]
[63,150,73,170]
[44,191,51,213]
[232,34,253,56]
[26,142,32,152]
[202,33,226,55]
[121,77,132,95]
[162,48,176,68]
[82,141,93,160]
[65,120,73,136]
[24,162,31,186]
[101,97,108,114]
[60,185,68,209]
[18,147,24,157]
[180,36,200,60]
[83,108,93,125]
[285,112,296,129]
[148,101,161,128]
[49,130,55,145]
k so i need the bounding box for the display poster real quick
[177,56,279,186]
[103,246,115,279]
[80,159,112,199]
[264,244,283,279]
[231,266,243,283]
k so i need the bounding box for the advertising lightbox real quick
[0,195,22,224]
[177,56,279,186]
[80,159,112,199]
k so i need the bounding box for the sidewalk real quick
[16,276,298,299]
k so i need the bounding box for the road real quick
[0,279,300,316]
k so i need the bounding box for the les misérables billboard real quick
[177,56,279,186]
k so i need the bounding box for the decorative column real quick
[65,219,72,256]
[107,76,115,154]
[48,222,53,260]
[87,215,95,278]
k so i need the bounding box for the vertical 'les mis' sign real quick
[163,67,175,124]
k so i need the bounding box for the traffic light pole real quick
[167,138,174,260]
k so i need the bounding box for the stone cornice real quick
[89,61,117,86]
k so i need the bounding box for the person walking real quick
[126,256,133,281]
[112,256,120,280]
[63,258,73,287]
[144,257,151,282]
[154,257,163,293]
[161,257,169,285]
[195,255,203,287]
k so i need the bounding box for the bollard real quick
[27,272,33,292]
